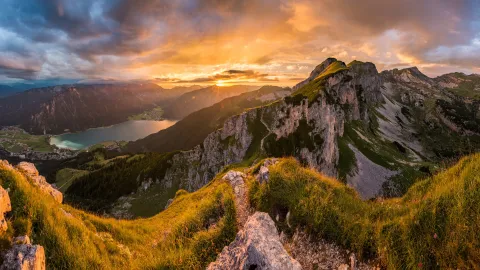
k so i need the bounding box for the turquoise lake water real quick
[50,120,176,150]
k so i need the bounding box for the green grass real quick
[444,74,480,99]
[0,163,237,269]
[337,136,356,181]
[292,61,348,102]
[55,168,89,192]
[0,129,54,153]
[248,156,480,269]
[347,60,365,67]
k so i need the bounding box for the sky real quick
[0,0,479,87]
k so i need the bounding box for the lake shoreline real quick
[50,120,177,150]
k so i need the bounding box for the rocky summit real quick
[208,212,302,270]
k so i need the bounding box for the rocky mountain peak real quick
[382,66,434,87]
[292,58,339,91]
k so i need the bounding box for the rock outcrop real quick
[15,162,63,204]
[208,212,302,270]
[256,158,278,184]
[223,171,249,227]
[0,186,11,231]
[1,235,46,270]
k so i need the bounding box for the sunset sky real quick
[0,0,479,87]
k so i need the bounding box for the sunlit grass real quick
[0,163,237,269]
[249,155,480,269]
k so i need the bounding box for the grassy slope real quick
[0,163,236,269]
[292,60,348,102]
[248,156,480,269]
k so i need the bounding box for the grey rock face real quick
[256,159,278,184]
[163,109,256,192]
[1,237,46,270]
[208,212,302,270]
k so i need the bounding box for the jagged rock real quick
[256,159,278,184]
[293,58,338,91]
[15,162,39,177]
[0,186,11,231]
[164,198,174,209]
[12,236,30,245]
[1,238,46,270]
[223,171,249,227]
[223,171,246,197]
[284,230,374,270]
[15,162,63,204]
[208,212,302,270]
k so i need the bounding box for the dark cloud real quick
[0,0,478,81]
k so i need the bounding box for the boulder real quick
[0,186,11,231]
[164,199,174,210]
[256,159,278,184]
[208,212,302,270]
[15,162,39,177]
[15,162,62,204]
[1,237,46,270]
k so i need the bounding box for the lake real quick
[50,120,177,150]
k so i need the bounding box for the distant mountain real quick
[166,85,204,96]
[0,84,21,98]
[124,86,291,153]
[8,79,81,91]
[0,83,193,134]
[162,85,260,119]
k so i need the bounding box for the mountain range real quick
[0,58,479,269]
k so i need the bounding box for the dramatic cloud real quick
[0,0,478,84]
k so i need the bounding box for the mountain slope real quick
[0,160,236,269]
[1,152,479,268]
[0,83,196,134]
[248,155,480,269]
[162,85,260,119]
[125,86,291,153]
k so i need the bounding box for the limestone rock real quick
[12,236,30,245]
[223,171,249,227]
[256,159,278,184]
[164,198,174,210]
[0,186,11,231]
[15,162,63,204]
[1,238,46,270]
[208,212,302,270]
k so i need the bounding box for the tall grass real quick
[248,155,480,269]
[0,164,236,269]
